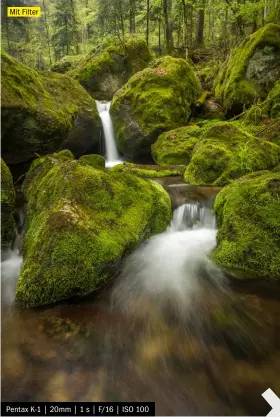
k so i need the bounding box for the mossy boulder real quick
[212,171,280,280]
[69,37,153,100]
[1,159,16,245]
[51,55,86,74]
[110,162,185,178]
[151,126,201,165]
[1,50,101,166]
[214,24,280,116]
[16,154,172,307]
[110,56,201,159]
[184,122,280,186]
[79,154,105,169]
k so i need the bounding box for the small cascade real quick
[96,101,122,168]
[111,197,226,322]
[1,208,24,305]
[171,202,216,231]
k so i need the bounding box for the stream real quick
[2,183,280,415]
[2,105,280,416]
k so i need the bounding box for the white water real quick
[112,200,227,321]
[96,101,123,168]
[1,245,23,305]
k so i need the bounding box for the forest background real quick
[1,0,280,71]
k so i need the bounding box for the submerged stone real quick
[110,56,200,159]
[16,154,172,307]
[212,170,280,280]
[1,50,101,167]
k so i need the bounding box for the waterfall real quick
[1,208,24,306]
[96,101,122,168]
[111,199,227,322]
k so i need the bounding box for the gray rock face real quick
[246,45,280,98]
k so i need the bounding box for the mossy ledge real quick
[16,154,172,307]
[1,159,16,245]
[110,56,201,160]
[184,121,280,186]
[110,162,185,178]
[1,50,101,166]
[212,171,280,280]
[214,23,280,116]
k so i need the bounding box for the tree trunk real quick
[163,0,173,54]
[129,0,136,34]
[146,0,150,45]
[42,0,52,66]
[4,0,10,53]
[181,0,187,48]
[158,14,162,55]
[196,0,205,46]
[70,0,80,54]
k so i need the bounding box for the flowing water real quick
[2,185,280,415]
[96,101,123,168]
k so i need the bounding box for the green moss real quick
[1,159,16,245]
[51,54,86,74]
[16,154,172,307]
[214,24,280,115]
[151,126,199,165]
[69,37,153,100]
[110,162,185,177]
[1,50,101,165]
[53,150,74,160]
[212,170,280,280]
[79,154,105,169]
[110,56,201,158]
[245,82,280,123]
[184,122,280,185]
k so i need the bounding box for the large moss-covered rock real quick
[1,159,16,245]
[151,126,201,165]
[110,56,201,159]
[69,38,153,100]
[1,50,101,166]
[212,171,280,280]
[214,24,280,116]
[110,162,185,178]
[16,155,172,307]
[184,122,280,185]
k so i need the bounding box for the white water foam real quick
[96,101,123,168]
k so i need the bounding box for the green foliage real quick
[212,170,280,280]
[1,159,16,245]
[184,121,280,185]
[16,154,172,307]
